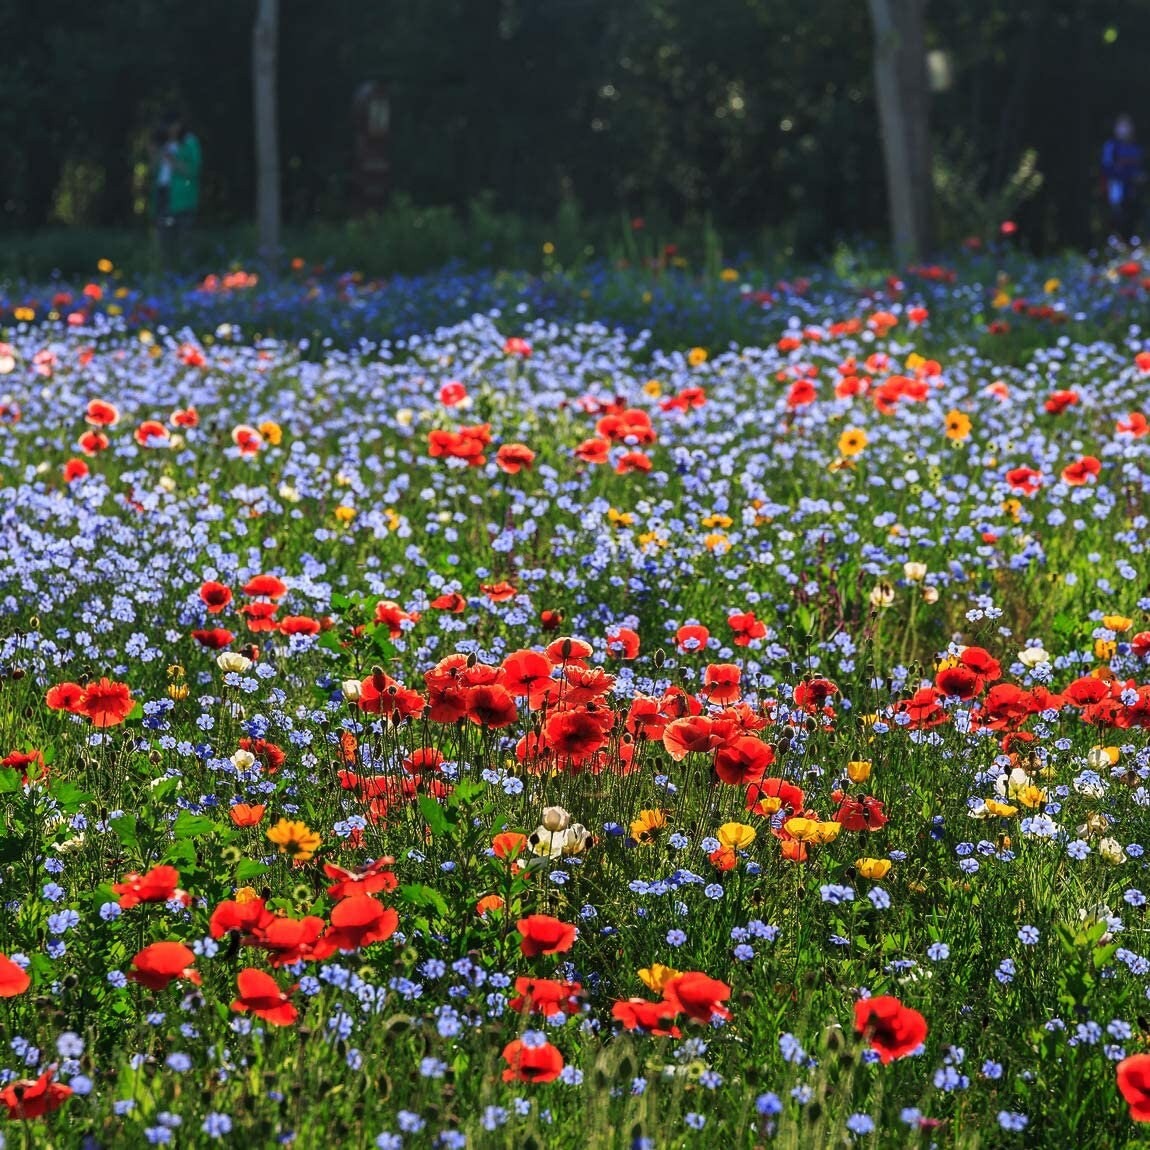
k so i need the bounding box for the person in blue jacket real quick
[1102,114,1144,242]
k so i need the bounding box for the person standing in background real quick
[152,112,202,270]
[1101,114,1144,243]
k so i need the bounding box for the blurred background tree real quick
[0,0,1144,261]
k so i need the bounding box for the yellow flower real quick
[783,816,818,842]
[984,798,1018,817]
[838,428,868,457]
[1103,615,1133,633]
[167,683,189,701]
[630,808,668,844]
[687,347,708,367]
[334,505,357,524]
[701,513,733,529]
[945,410,972,441]
[607,508,634,528]
[1016,784,1047,809]
[267,819,322,861]
[97,258,114,274]
[13,307,34,322]
[992,290,1011,309]
[1088,745,1120,768]
[717,822,756,850]
[814,821,842,843]
[704,533,730,553]
[719,268,739,282]
[1044,277,1061,294]
[643,379,663,397]
[235,886,261,904]
[1001,498,1022,523]
[542,241,555,255]
[638,964,680,993]
[847,760,872,783]
[1094,639,1117,661]
[258,420,283,446]
[856,857,891,879]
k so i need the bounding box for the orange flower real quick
[230,803,266,827]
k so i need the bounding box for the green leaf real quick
[0,767,22,794]
[370,627,397,659]
[172,811,217,838]
[418,794,451,837]
[109,814,139,852]
[399,883,449,917]
[235,860,270,882]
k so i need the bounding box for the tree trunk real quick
[868,0,931,262]
[253,0,281,272]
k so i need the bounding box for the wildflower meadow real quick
[1,249,1150,1148]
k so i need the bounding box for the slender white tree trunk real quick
[868,0,930,262]
[253,0,281,272]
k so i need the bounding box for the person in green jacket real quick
[152,113,202,270]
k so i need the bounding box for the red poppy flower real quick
[1118,412,1149,437]
[1118,1053,1150,1121]
[231,968,298,1026]
[561,665,615,705]
[171,407,199,428]
[77,677,134,727]
[834,794,888,831]
[703,663,742,703]
[496,443,536,473]
[2,750,45,784]
[242,574,288,599]
[545,706,614,762]
[501,1038,564,1082]
[45,682,85,713]
[1004,467,1042,496]
[793,678,838,712]
[517,914,576,957]
[612,998,682,1037]
[430,592,467,613]
[78,430,109,455]
[279,615,320,636]
[574,437,610,465]
[248,915,325,967]
[675,624,709,653]
[606,626,640,659]
[662,972,731,1023]
[746,777,805,817]
[373,599,420,638]
[129,941,200,990]
[663,715,730,761]
[465,683,520,728]
[1061,456,1101,486]
[714,735,774,786]
[239,601,279,631]
[324,857,398,900]
[854,995,928,1063]
[546,636,593,665]
[439,381,467,406]
[510,977,583,1017]
[134,420,170,447]
[403,747,445,775]
[85,399,120,426]
[238,737,286,772]
[0,1068,72,1119]
[62,457,89,483]
[615,450,652,474]
[0,954,30,998]
[728,611,767,646]
[501,649,554,699]
[1044,390,1080,414]
[480,580,517,603]
[191,627,234,649]
[200,581,233,613]
[313,895,399,958]
[113,864,185,909]
[503,337,532,357]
